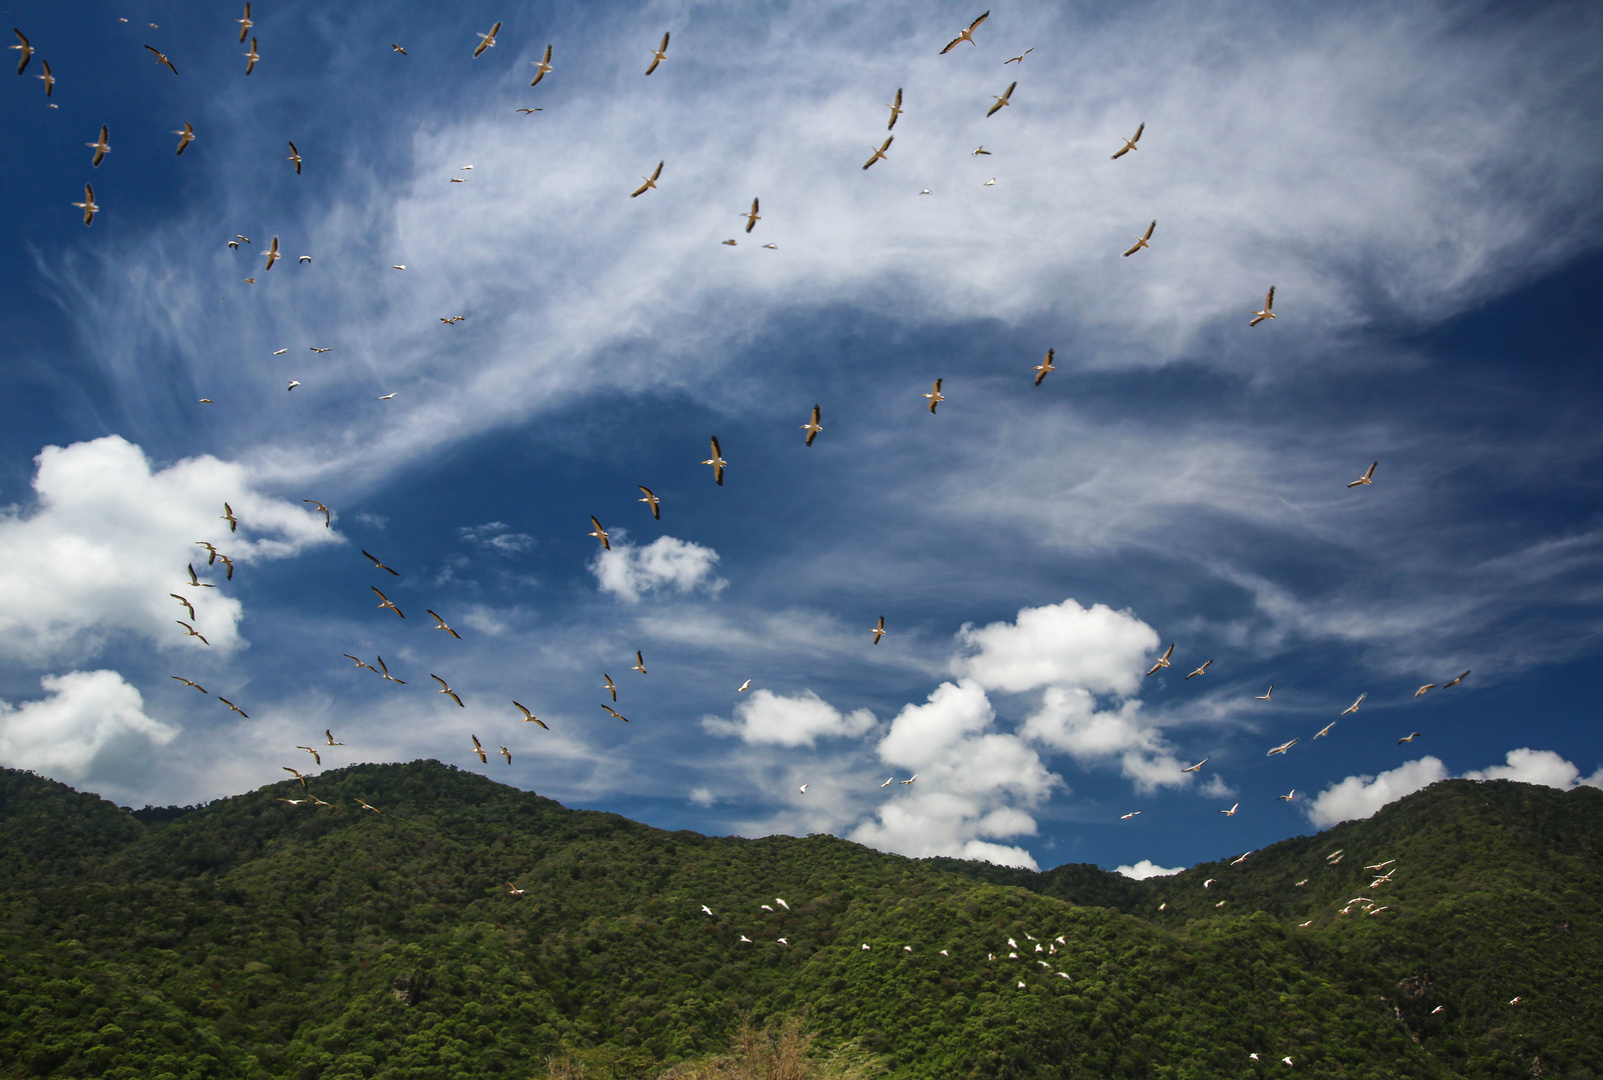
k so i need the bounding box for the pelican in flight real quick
[1279,790,1295,802]
[297,746,321,766]
[801,404,823,445]
[301,499,330,527]
[393,44,407,54]
[87,125,110,167]
[1220,803,1239,816]
[1186,660,1213,679]
[871,616,887,644]
[1120,811,1141,819]
[471,734,487,764]
[863,136,893,170]
[1340,693,1366,716]
[170,593,195,619]
[645,31,669,75]
[363,550,399,575]
[218,502,238,532]
[176,621,209,644]
[631,161,664,197]
[986,81,1016,117]
[12,28,33,74]
[923,378,945,413]
[1181,757,1208,773]
[702,436,726,485]
[286,141,302,174]
[171,675,207,693]
[1443,670,1470,688]
[737,679,752,692]
[741,197,761,233]
[283,767,308,789]
[173,122,194,156]
[506,882,525,896]
[886,88,903,130]
[38,58,53,96]
[514,701,547,729]
[1313,720,1337,739]
[1267,737,1298,756]
[1145,643,1175,676]
[973,146,991,156]
[1348,462,1377,487]
[1033,348,1055,386]
[940,10,990,53]
[473,21,503,59]
[376,656,404,683]
[601,704,629,722]
[881,777,894,788]
[1249,286,1276,327]
[428,610,461,640]
[1398,732,1421,744]
[603,673,618,701]
[264,236,280,271]
[431,674,464,707]
[1005,48,1034,64]
[1415,683,1437,697]
[72,184,99,226]
[243,37,259,74]
[144,45,178,75]
[354,798,381,814]
[237,3,252,41]
[901,774,918,785]
[636,485,660,519]
[343,654,377,673]
[218,697,248,717]
[1122,221,1156,257]
[530,43,552,86]
[1112,122,1144,159]
[185,564,214,589]
[1256,685,1273,701]
[589,516,611,550]
[632,651,648,676]
[371,586,404,619]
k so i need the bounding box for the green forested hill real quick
[1,763,1599,1080]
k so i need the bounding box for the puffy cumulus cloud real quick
[1020,688,1193,794]
[689,786,717,808]
[1306,757,1450,828]
[590,534,725,604]
[953,599,1159,696]
[0,670,177,782]
[458,522,535,553]
[848,680,1058,869]
[1117,859,1185,881]
[0,436,337,660]
[703,689,875,748]
[1462,748,1603,790]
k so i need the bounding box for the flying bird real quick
[986,81,1016,117]
[1123,221,1156,257]
[1443,670,1471,688]
[237,3,252,41]
[283,767,308,789]
[1185,660,1213,679]
[601,704,629,722]
[972,146,991,155]
[343,654,378,673]
[1005,48,1034,64]
[1414,683,1437,697]
[923,378,945,413]
[1256,685,1273,701]
[514,701,547,729]
[1220,803,1239,816]
[631,160,664,197]
[1313,720,1337,738]
[1120,811,1141,819]
[171,675,207,693]
[473,21,503,58]
[392,44,407,54]
[589,516,611,550]
[1181,757,1208,773]
[12,28,33,75]
[702,436,727,485]
[1347,461,1378,488]
[1267,738,1298,756]
[1249,286,1277,326]
[736,679,752,692]
[603,673,617,701]
[431,674,464,708]
[144,45,178,74]
[1340,693,1367,716]
[375,656,404,683]
[264,236,280,271]
[939,10,990,53]
[286,380,300,391]
[297,746,321,766]
[881,777,894,788]
[1398,732,1422,744]
[470,735,487,764]
[173,122,195,156]
[870,616,887,644]
[218,696,248,717]
[185,564,214,589]
[644,31,669,75]
[529,43,553,86]
[37,59,52,95]
[886,87,904,129]
[72,184,99,225]
[741,197,761,233]
[362,550,399,575]
[170,593,195,620]
[243,36,258,74]
[1279,790,1296,801]
[427,610,461,640]
[632,651,647,675]
[302,499,330,527]
[863,136,893,170]
[1145,643,1175,676]
[354,798,381,814]
[801,404,823,445]
[635,485,661,519]
[1112,123,1144,159]
[901,774,918,785]
[1033,349,1055,386]
[516,107,542,114]
[87,125,110,167]
[371,586,404,619]
[176,621,209,644]
[286,141,302,174]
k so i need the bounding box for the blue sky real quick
[3,0,1602,876]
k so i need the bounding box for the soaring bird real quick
[173,122,195,156]
[144,45,179,75]
[881,777,894,788]
[1398,732,1421,744]
[371,586,404,619]
[986,81,1016,117]
[516,107,541,114]
[530,43,553,86]
[277,798,307,807]
[243,36,259,74]
[601,704,629,722]
[354,798,381,814]
[1256,685,1273,701]
[637,485,661,519]
[1112,123,1144,159]
[302,499,330,527]
[283,766,308,789]
[218,697,248,717]
[171,675,207,693]
[392,44,407,54]
[940,10,990,53]
[185,564,215,589]
[1033,348,1056,386]
[870,616,887,644]
[506,882,525,896]
[72,183,99,225]
[362,550,399,575]
[499,746,511,764]
[343,654,378,673]
[1340,693,1367,716]
[631,160,664,197]
[1313,720,1337,739]
[1267,738,1298,756]
[264,235,280,271]
[12,28,33,75]
[431,674,464,707]
[1279,790,1296,802]
[923,378,945,413]
[741,197,761,233]
[427,610,462,640]
[1220,802,1239,816]
[1348,462,1378,488]
[1120,811,1141,819]
[972,146,991,156]
[1249,286,1277,327]
[1181,757,1208,773]
[177,621,209,644]
[37,58,52,95]
[1415,683,1437,697]
[632,651,647,675]
[863,136,893,170]
[737,679,752,692]
[886,87,904,129]
[471,734,487,764]
[235,2,253,40]
[170,593,196,620]
[1185,660,1213,679]
[589,516,611,550]
[219,503,238,532]
[1005,48,1034,64]
[901,774,918,785]
[1145,643,1175,676]
[375,656,405,683]
[1443,670,1471,688]
[644,31,669,75]
[473,21,503,58]
[1123,221,1156,257]
[297,746,321,766]
[603,673,618,701]
[801,404,823,445]
[87,125,110,167]
[702,436,727,485]
[515,701,547,729]
[286,141,302,174]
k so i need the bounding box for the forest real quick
[2,762,1599,1079]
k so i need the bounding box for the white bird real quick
[1112,122,1144,159]
[1256,685,1273,701]
[739,935,752,944]
[286,380,301,391]
[1295,879,1308,887]
[861,943,870,950]
[1181,757,1208,773]
[1249,286,1277,327]
[632,160,664,198]
[1220,803,1239,816]
[736,679,752,692]
[645,31,670,75]
[775,898,789,910]
[1348,462,1378,487]
[1203,879,1216,888]
[1313,721,1337,739]
[472,21,503,58]
[1364,860,1395,871]
[798,784,808,794]
[880,778,894,788]
[1186,660,1213,679]
[901,774,918,785]
[1509,996,1522,1005]
[700,905,713,916]
[1120,811,1141,820]
[1231,851,1251,866]
[1340,693,1367,716]
[1266,738,1298,755]
[940,11,990,54]
[1145,643,1175,676]
[1122,221,1156,257]
[392,264,406,270]
[1279,790,1296,802]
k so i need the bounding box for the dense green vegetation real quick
[1,762,1599,1079]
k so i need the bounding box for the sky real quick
[3,0,1603,877]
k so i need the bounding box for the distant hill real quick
[1,762,1599,1079]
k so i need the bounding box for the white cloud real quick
[458,522,535,553]
[590,534,725,603]
[952,598,1160,696]
[0,670,177,782]
[1116,859,1185,881]
[0,437,338,660]
[1462,748,1603,790]
[703,688,875,748]
[688,786,717,807]
[1306,757,1451,827]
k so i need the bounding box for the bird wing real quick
[1264,285,1275,310]
[14,28,31,75]
[630,179,651,197]
[1143,220,1156,240]
[970,11,991,31]
[1122,240,1142,257]
[1112,145,1131,160]
[1131,122,1144,144]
